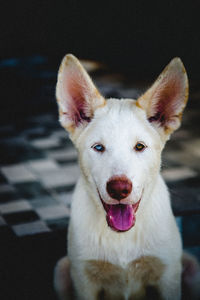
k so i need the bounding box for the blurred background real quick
[1,0,200,122]
[0,1,200,299]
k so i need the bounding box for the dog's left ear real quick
[56,54,105,135]
[136,57,189,141]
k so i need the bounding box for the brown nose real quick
[106,176,132,201]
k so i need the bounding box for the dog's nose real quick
[106,176,132,201]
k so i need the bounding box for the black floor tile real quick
[185,246,200,261]
[182,214,200,247]
[24,126,50,139]
[0,225,15,240]
[0,172,7,184]
[0,125,15,138]
[56,158,78,165]
[47,217,69,231]
[53,184,75,193]
[0,139,45,165]
[3,211,40,225]
[15,181,49,199]
[171,187,200,216]
[0,191,21,203]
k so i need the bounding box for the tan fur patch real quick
[135,100,142,109]
[94,88,103,99]
[128,256,165,285]
[184,84,189,106]
[85,260,125,287]
[85,256,165,299]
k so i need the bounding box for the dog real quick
[54,54,200,299]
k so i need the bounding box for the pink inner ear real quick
[63,72,91,126]
[148,76,183,127]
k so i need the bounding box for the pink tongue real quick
[106,204,135,232]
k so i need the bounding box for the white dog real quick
[54,54,199,300]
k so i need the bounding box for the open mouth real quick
[99,192,141,232]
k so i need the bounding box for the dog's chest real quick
[84,256,165,299]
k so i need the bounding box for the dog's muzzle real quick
[98,175,141,232]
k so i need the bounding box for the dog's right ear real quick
[136,58,189,142]
[56,54,105,135]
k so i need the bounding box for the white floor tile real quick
[31,137,60,149]
[54,192,73,206]
[36,205,70,220]
[0,200,32,214]
[40,165,80,188]
[162,167,197,182]
[28,159,59,174]
[48,148,77,161]
[51,129,69,139]
[12,220,50,236]
[1,164,36,183]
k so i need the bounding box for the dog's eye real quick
[134,142,146,152]
[92,144,105,153]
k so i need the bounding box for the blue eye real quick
[134,142,146,152]
[92,144,105,153]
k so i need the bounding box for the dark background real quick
[1,1,200,76]
[1,0,200,124]
[1,0,200,125]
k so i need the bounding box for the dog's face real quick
[76,99,163,232]
[56,54,188,232]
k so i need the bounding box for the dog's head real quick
[56,54,188,232]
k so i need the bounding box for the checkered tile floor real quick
[0,115,78,237]
[0,64,200,258]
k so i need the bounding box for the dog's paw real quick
[54,256,73,300]
[182,252,200,300]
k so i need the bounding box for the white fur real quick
[67,100,182,299]
[54,55,190,300]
